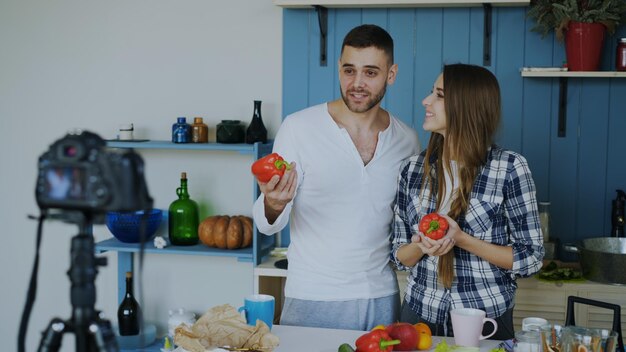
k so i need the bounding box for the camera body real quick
[35,130,152,215]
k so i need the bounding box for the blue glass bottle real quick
[172,117,191,143]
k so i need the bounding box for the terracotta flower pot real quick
[565,21,606,71]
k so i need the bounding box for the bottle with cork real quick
[117,271,141,336]
[168,172,199,245]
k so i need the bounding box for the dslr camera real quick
[35,130,152,218]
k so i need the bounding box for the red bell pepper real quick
[355,329,400,352]
[418,213,449,240]
[251,153,292,183]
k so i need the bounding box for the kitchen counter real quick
[125,324,502,351]
[270,324,502,352]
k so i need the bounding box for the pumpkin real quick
[198,215,253,249]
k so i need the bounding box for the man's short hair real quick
[341,24,394,64]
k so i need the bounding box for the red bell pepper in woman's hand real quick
[251,153,292,183]
[419,213,449,240]
[355,330,400,352]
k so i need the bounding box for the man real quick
[252,24,420,330]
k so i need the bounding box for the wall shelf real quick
[273,0,530,8]
[97,140,274,304]
[275,0,528,67]
[520,69,626,137]
[96,238,275,262]
[521,70,626,78]
[106,140,269,154]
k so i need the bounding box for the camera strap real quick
[18,212,46,352]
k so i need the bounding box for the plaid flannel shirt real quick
[390,145,544,325]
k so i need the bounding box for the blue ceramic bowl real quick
[106,209,162,243]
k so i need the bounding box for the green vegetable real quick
[536,261,584,282]
[434,339,480,352]
[434,339,453,352]
[338,342,356,352]
[543,261,558,271]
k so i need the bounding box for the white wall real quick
[0,0,283,350]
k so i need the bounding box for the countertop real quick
[270,324,502,352]
[124,324,503,351]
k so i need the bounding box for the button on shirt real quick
[254,103,420,301]
[390,145,544,324]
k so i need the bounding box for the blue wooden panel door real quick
[280,7,626,254]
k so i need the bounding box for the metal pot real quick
[563,237,626,285]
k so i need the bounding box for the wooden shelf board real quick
[521,70,626,78]
[274,0,529,8]
[95,237,254,260]
[106,140,274,155]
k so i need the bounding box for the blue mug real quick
[238,294,275,330]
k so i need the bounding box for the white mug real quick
[450,308,498,347]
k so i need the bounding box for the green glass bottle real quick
[168,172,199,245]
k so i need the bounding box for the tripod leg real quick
[38,318,66,352]
[89,318,119,352]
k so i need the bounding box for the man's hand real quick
[260,162,297,224]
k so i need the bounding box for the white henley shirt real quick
[253,103,420,301]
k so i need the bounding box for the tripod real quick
[38,218,118,352]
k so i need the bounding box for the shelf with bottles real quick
[98,139,274,263]
[96,140,275,304]
[106,140,272,154]
[96,237,276,262]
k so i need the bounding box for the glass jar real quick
[172,117,191,143]
[540,324,562,352]
[561,327,593,352]
[617,38,626,72]
[514,330,542,352]
[191,117,208,143]
[216,120,245,143]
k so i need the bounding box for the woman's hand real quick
[439,214,464,243]
[422,214,514,269]
[411,232,455,256]
[411,214,461,256]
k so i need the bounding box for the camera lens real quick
[64,145,78,158]
[57,141,84,161]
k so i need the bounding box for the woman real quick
[390,64,544,340]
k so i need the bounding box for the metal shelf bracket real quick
[483,3,492,66]
[314,5,328,66]
[558,77,568,137]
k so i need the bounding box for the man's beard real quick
[340,84,387,113]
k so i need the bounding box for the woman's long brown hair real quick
[421,64,501,288]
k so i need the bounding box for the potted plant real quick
[527,0,626,71]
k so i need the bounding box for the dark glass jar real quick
[172,117,191,143]
[245,100,268,144]
[216,120,245,143]
[617,38,626,72]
